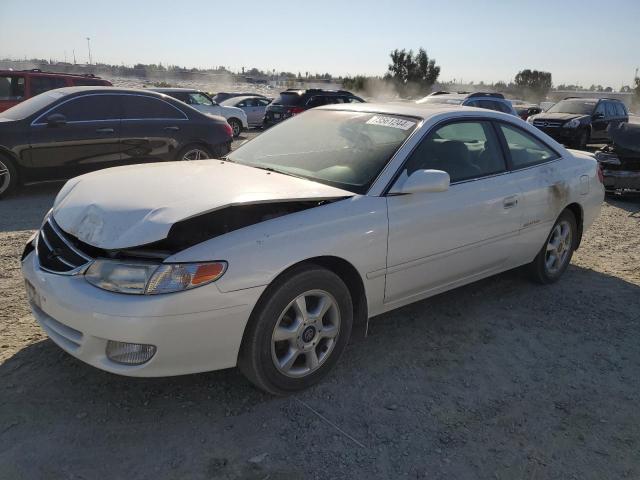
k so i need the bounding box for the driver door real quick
[384,120,522,304]
[28,94,122,181]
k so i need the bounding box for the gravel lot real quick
[1,135,639,479]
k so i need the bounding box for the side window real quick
[605,102,617,118]
[121,95,186,120]
[348,96,364,103]
[49,95,120,121]
[236,100,247,107]
[257,98,271,106]
[402,121,506,183]
[594,102,606,116]
[0,75,25,100]
[499,124,557,168]
[30,76,67,96]
[306,96,326,108]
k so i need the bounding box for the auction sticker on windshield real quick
[366,115,415,130]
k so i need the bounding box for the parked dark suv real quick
[0,69,112,112]
[263,89,364,127]
[527,97,628,149]
[0,87,232,198]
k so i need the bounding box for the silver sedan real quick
[221,95,272,128]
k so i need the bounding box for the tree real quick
[514,69,552,100]
[386,48,440,98]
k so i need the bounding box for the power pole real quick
[86,37,92,65]
[73,49,76,65]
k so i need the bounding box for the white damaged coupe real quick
[21,103,603,394]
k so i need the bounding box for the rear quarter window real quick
[71,78,108,86]
[273,93,303,106]
[499,123,558,169]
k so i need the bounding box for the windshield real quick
[188,92,214,106]
[228,110,418,194]
[547,99,596,115]
[0,90,66,121]
[416,96,464,105]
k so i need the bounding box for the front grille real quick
[533,119,564,128]
[37,218,93,274]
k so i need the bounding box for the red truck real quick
[0,69,112,112]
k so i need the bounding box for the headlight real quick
[85,260,226,295]
[563,118,581,129]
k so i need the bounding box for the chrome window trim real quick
[31,93,188,126]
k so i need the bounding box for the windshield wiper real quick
[249,164,307,181]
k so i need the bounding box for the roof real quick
[33,86,168,97]
[221,95,266,104]
[562,97,621,102]
[148,87,203,93]
[0,69,105,79]
[314,101,512,121]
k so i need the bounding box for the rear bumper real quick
[602,169,640,190]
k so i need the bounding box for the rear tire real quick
[0,155,18,199]
[176,144,214,161]
[527,209,577,284]
[238,265,353,395]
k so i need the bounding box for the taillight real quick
[223,122,233,138]
[597,165,604,184]
[288,106,305,115]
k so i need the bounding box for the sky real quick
[1,0,639,88]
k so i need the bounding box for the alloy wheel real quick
[271,289,341,378]
[0,159,11,195]
[545,220,572,274]
[182,149,209,161]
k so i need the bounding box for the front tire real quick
[527,210,577,284]
[228,118,242,138]
[238,265,353,395]
[0,155,18,199]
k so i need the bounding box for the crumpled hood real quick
[52,161,352,250]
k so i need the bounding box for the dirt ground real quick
[1,136,639,479]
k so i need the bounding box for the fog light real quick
[106,341,156,365]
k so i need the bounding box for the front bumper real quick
[534,126,581,144]
[21,251,265,377]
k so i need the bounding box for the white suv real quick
[151,88,249,137]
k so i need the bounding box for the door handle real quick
[164,126,180,131]
[96,127,114,134]
[503,195,518,209]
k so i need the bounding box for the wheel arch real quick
[564,202,584,248]
[242,255,369,349]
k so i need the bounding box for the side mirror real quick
[593,113,605,120]
[46,113,67,127]
[390,169,450,195]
